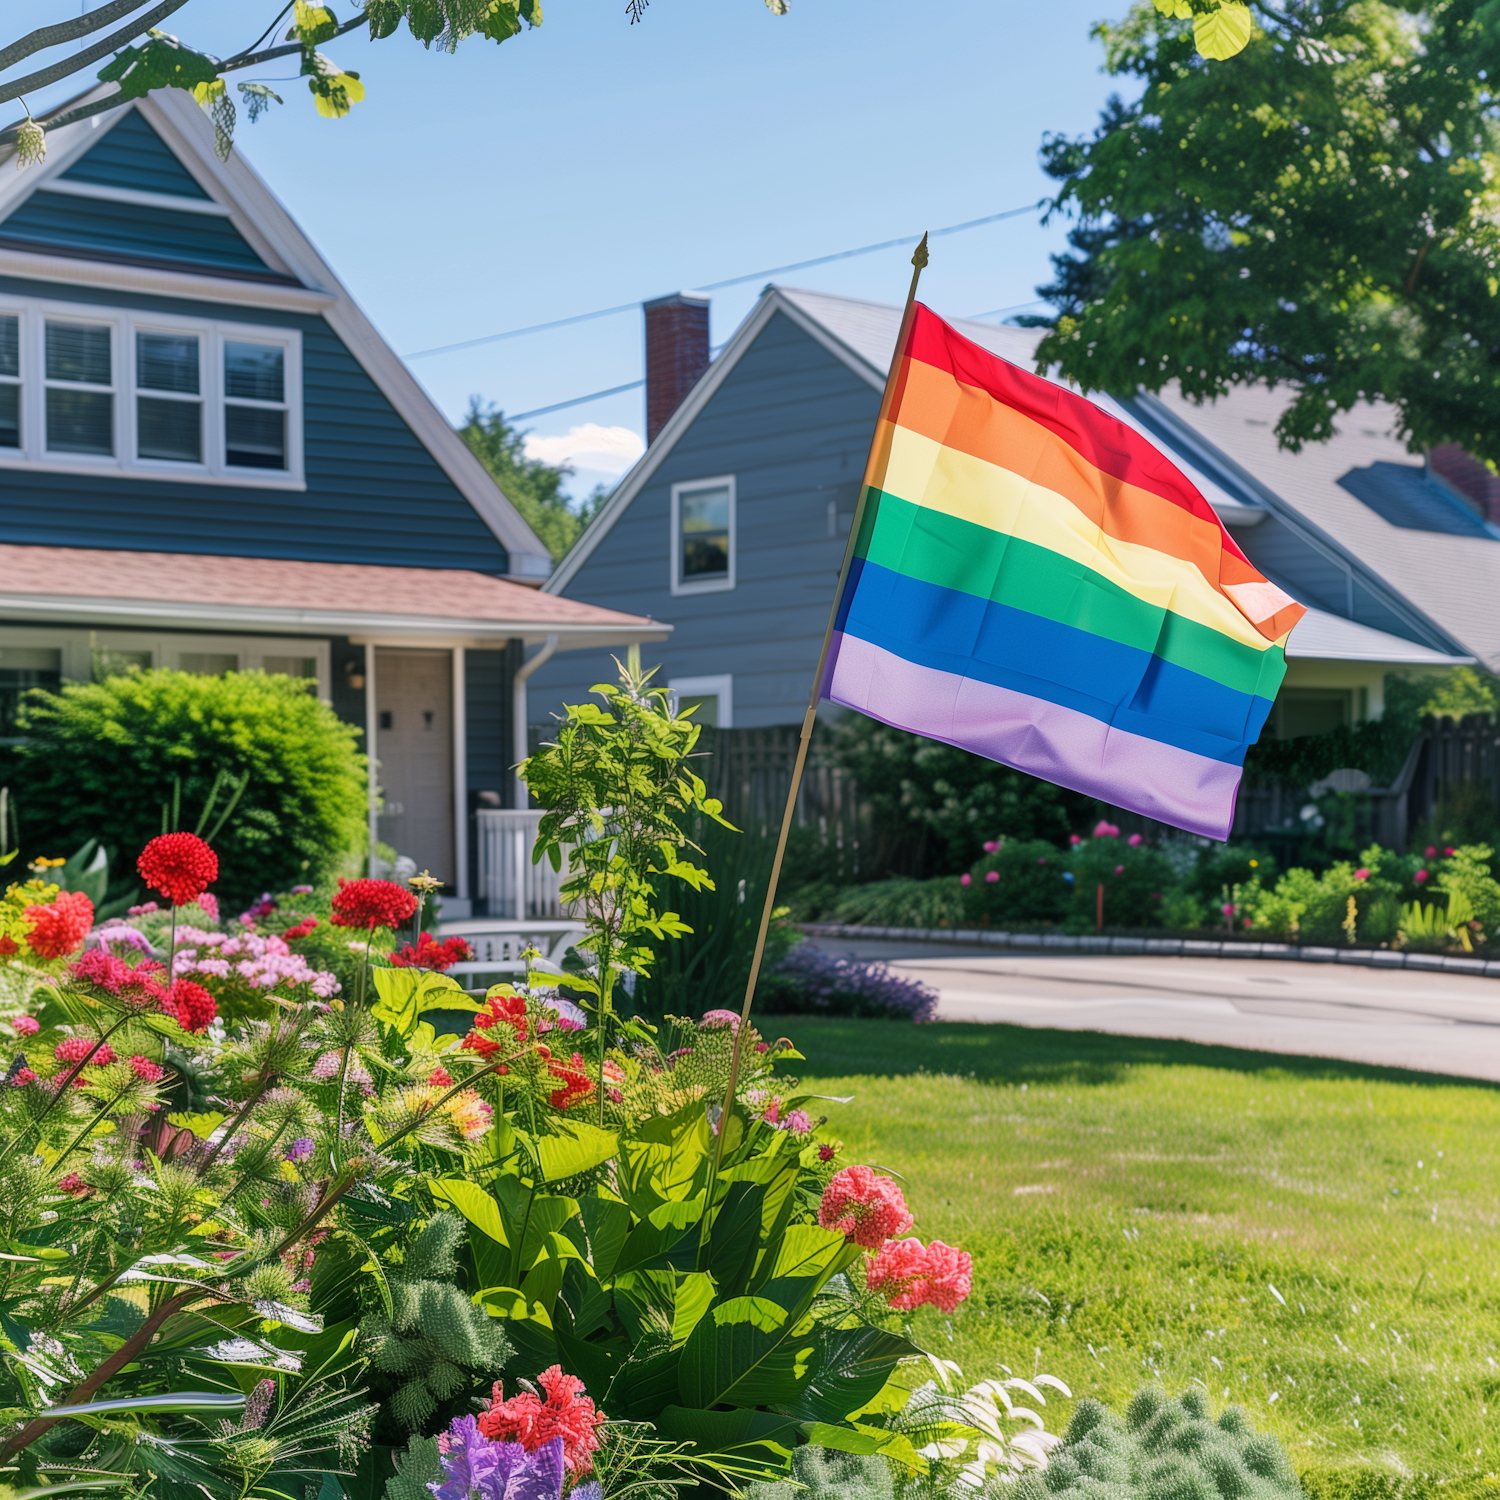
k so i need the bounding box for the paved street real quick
[801,935,1500,1083]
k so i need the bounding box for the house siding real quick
[0,274,511,574]
[533,311,881,727]
[60,111,210,198]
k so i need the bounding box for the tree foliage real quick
[0,0,788,162]
[458,400,607,563]
[1031,0,1500,464]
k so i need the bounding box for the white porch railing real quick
[475,809,569,920]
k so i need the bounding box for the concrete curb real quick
[796,923,1500,978]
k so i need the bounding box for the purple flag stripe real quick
[826,633,1243,840]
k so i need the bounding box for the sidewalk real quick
[798,931,1500,1084]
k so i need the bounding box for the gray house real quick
[0,88,665,914]
[532,284,1487,746]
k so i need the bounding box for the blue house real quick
[0,89,665,913]
[534,284,1492,761]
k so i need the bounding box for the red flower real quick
[9,1067,36,1087]
[137,834,218,908]
[129,1055,164,1083]
[0,935,17,958]
[171,980,217,1035]
[478,1365,604,1477]
[330,878,417,932]
[427,1066,454,1087]
[391,932,473,972]
[12,1016,38,1037]
[282,917,319,942]
[54,1037,98,1065]
[817,1142,838,1162]
[57,1172,91,1196]
[461,993,528,1059]
[24,891,95,959]
[866,1237,973,1314]
[68,950,168,1011]
[818,1165,914,1249]
[547,1052,595,1111]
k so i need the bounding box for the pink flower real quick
[785,1108,813,1135]
[1355,868,1370,881]
[960,873,972,887]
[1128,833,1143,847]
[1425,846,1437,858]
[1445,846,1456,857]
[818,1142,838,1162]
[1221,903,1235,917]
[10,1067,36,1087]
[12,1016,38,1037]
[699,1009,740,1031]
[818,1165,914,1248]
[1093,821,1119,838]
[53,1037,99,1065]
[1415,870,1429,884]
[478,1365,604,1477]
[129,1056,164,1083]
[867,1237,973,1313]
[983,840,999,854]
[985,871,999,884]
[1114,865,1124,875]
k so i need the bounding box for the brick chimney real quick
[644,292,710,444]
[1429,444,1500,522]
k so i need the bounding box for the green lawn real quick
[787,1017,1500,1500]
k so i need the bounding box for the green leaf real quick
[97,30,222,99]
[431,1178,509,1243]
[702,1180,764,1298]
[578,1196,632,1281]
[677,1298,815,1409]
[530,1119,618,1182]
[293,1,341,44]
[370,967,476,1037]
[317,1471,346,1500]
[670,1271,716,1346]
[1194,1,1254,59]
[790,1325,925,1425]
[654,1405,798,1475]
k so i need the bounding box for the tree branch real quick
[0,0,192,107]
[0,0,162,75]
[217,14,371,74]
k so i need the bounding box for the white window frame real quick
[670,474,736,596]
[0,293,304,488]
[667,674,733,729]
[0,626,330,701]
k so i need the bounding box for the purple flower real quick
[285,1137,314,1162]
[538,997,587,1032]
[429,1419,565,1500]
[769,947,937,1023]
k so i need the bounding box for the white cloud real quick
[523,423,645,476]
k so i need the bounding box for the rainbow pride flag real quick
[822,304,1306,840]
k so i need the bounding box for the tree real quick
[0,0,789,164]
[1030,0,1500,465]
[458,400,607,563]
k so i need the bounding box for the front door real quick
[375,648,454,883]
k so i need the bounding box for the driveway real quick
[799,934,1500,1083]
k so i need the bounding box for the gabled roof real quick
[0,543,668,649]
[550,283,1481,670]
[0,90,552,582]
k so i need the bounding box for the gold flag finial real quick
[911,231,930,272]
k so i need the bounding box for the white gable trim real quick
[0,89,552,581]
[546,286,884,595]
[36,179,233,216]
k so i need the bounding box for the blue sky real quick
[23,0,1126,494]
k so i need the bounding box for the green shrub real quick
[960,838,1071,926]
[12,669,366,906]
[1241,845,1416,946]
[830,875,965,929]
[1063,833,1177,931]
[1017,1385,1302,1500]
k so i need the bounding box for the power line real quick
[402,199,1043,361]
[966,297,1049,321]
[507,379,644,423]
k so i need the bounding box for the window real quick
[46,320,113,455]
[668,674,733,728]
[93,647,151,680]
[136,330,201,463]
[0,315,18,449]
[0,647,60,742]
[0,297,301,485]
[1272,688,1354,740]
[179,651,239,676]
[224,341,287,469]
[671,476,736,595]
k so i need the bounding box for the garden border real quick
[796,923,1500,977]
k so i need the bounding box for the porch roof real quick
[0,544,669,650]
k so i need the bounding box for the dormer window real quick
[0,295,302,487]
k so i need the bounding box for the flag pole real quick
[706,233,929,1185]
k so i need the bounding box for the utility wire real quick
[506,380,644,423]
[402,199,1043,361]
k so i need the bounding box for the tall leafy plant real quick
[520,659,732,1112]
